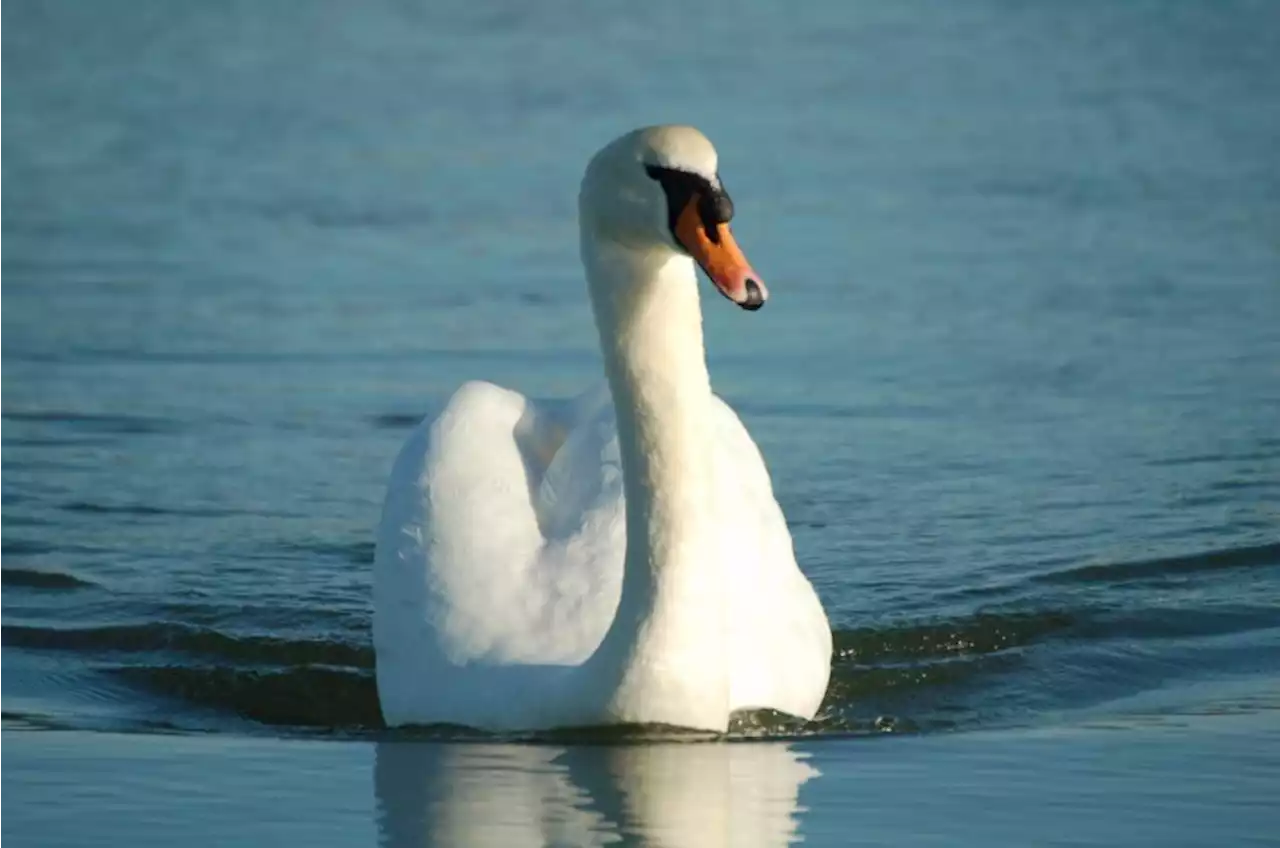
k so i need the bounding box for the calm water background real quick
[3,0,1279,845]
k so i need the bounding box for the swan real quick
[373,125,831,732]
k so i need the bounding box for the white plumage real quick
[374,126,831,732]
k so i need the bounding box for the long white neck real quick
[579,234,730,728]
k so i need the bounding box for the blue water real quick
[4,0,1280,844]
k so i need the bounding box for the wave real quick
[1,410,183,435]
[1,539,61,556]
[1038,541,1280,585]
[833,610,1075,663]
[276,539,376,565]
[0,568,95,590]
[1,608,1078,736]
[5,540,1277,739]
[58,501,235,518]
[370,412,425,430]
[5,607,1075,676]
[113,665,382,731]
[2,622,372,668]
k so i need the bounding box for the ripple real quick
[113,665,382,730]
[370,412,425,430]
[277,539,376,564]
[1,539,59,556]
[1,623,372,668]
[833,610,1075,663]
[3,589,1274,739]
[1146,449,1280,468]
[1071,604,1280,644]
[59,501,234,518]
[1,410,184,435]
[0,569,95,590]
[1039,542,1280,585]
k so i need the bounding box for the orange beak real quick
[673,193,768,310]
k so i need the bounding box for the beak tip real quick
[740,278,766,311]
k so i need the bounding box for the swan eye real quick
[644,165,734,246]
[699,187,734,226]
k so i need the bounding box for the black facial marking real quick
[645,164,735,245]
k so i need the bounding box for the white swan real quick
[373,125,831,732]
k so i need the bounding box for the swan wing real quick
[373,380,624,726]
[374,381,827,727]
[710,397,833,718]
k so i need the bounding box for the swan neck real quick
[580,235,729,726]
[585,240,716,551]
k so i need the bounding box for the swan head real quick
[580,125,767,311]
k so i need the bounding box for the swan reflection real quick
[375,739,818,847]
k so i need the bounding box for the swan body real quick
[374,126,831,732]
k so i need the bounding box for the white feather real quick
[374,126,831,731]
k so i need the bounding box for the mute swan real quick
[374,125,831,732]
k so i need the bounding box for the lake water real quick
[3,0,1279,845]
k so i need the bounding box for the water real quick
[3,0,1279,844]
[6,715,1279,847]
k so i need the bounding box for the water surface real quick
[4,0,1279,844]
